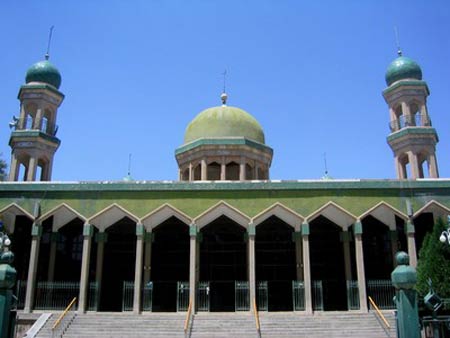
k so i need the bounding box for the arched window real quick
[207,162,221,180]
[226,162,239,180]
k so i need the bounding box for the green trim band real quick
[175,137,273,155]
[387,127,438,143]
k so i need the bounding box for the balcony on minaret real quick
[389,113,432,133]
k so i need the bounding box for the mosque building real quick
[0,48,449,315]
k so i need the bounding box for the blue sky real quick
[1,1,449,181]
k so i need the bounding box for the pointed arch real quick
[252,202,304,229]
[358,201,408,231]
[88,203,139,231]
[306,201,357,230]
[194,201,250,229]
[38,203,87,232]
[140,203,192,231]
[414,200,450,221]
[0,203,34,233]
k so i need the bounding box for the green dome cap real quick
[25,60,62,89]
[184,105,265,144]
[385,55,422,86]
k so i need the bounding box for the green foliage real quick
[0,153,7,181]
[416,217,450,298]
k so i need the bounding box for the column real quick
[24,223,42,313]
[294,228,303,280]
[33,108,43,130]
[247,224,256,310]
[301,222,312,314]
[189,163,193,181]
[95,231,107,304]
[390,230,398,267]
[428,153,439,178]
[406,220,417,268]
[78,223,93,313]
[46,158,53,181]
[8,154,19,181]
[239,158,246,181]
[354,221,368,312]
[19,103,26,128]
[401,102,411,126]
[143,232,152,285]
[133,223,145,314]
[26,156,37,181]
[201,159,207,180]
[407,151,419,179]
[395,156,405,179]
[341,230,352,281]
[189,225,198,311]
[220,159,226,181]
[47,232,59,282]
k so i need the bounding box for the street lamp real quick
[439,216,450,245]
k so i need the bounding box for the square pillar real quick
[78,223,93,313]
[354,221,368,312]
[26,156,37,181]
[201,159,207,180]
[406,220,417,268]
[95,231,107,305]
[133,223,145,314]
[247,224,256,310]
[301,222,312,314]
[24,223,42,313]
[341,230,352,281]
[189,225,198,311]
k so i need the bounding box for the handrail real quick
[253,297,261,337]
[184,299,193,338]
[52,297,77,330]
[368,296,391,329]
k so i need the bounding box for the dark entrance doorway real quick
[414,212,434,254]
[310,216,347,311]
[99,217,135,312]
[200,216,247,312]
[256,216,296,311]
[54,219,83,281]
[151,217,189,312]
[362,216,393,279]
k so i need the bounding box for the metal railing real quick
[367,280,395,310]
[10,116,58,136]
[346,280,360,310]
[184,300,194,338]
[177,281,190,312]
[88,282,99,311]
[235,281,250,311]
[51,297,77,338]
[421,315,450,337]
[253,297,261,338]
[389,113,431,132]
[16,280,27,310]
[257,281,268,311]
[292,281,305,311]
[368,296,391,329]
[35,281,79,310]
[312,280,323,311]
[122,281,134,311]
[197,282,209,312]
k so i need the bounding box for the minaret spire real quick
[45,26,55,60]
[221,70,228,105]
[394,26,402,56]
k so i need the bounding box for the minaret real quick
[383,50,439,179]
[8,54,64,181]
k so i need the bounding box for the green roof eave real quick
[18,84,65,99]
[1,179,450,193]
[175,137,273,156]
[387,127,438,143]
[9,130,61,145]
[383,80,429,96]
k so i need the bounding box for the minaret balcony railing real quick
[389,114,432,132]
[11,116,58,136]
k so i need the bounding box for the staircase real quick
[258,311,396,338]
[190,312,257,337]
[35,312,186,338]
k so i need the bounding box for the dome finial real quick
[221,69,228,106]
[45,26,54,61]
[394,26,402,56]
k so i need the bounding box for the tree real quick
[0,153,7,181]
[416,217,450,298]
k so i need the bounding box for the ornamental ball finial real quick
[221,92,228,106]
[396,251,409,265]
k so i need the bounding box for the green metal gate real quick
[142,282,153,311]
[367,279,395,309]
[197,281,210,312]
[122,281,133,311]
[257,281,268,311]
[177,281,190,311]
[346,280,360,310]
[292,281,305,311]
[235,281,250,311]
[312,280,324,311]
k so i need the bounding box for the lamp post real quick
[0,219,17,338]
[439,216,450,245]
